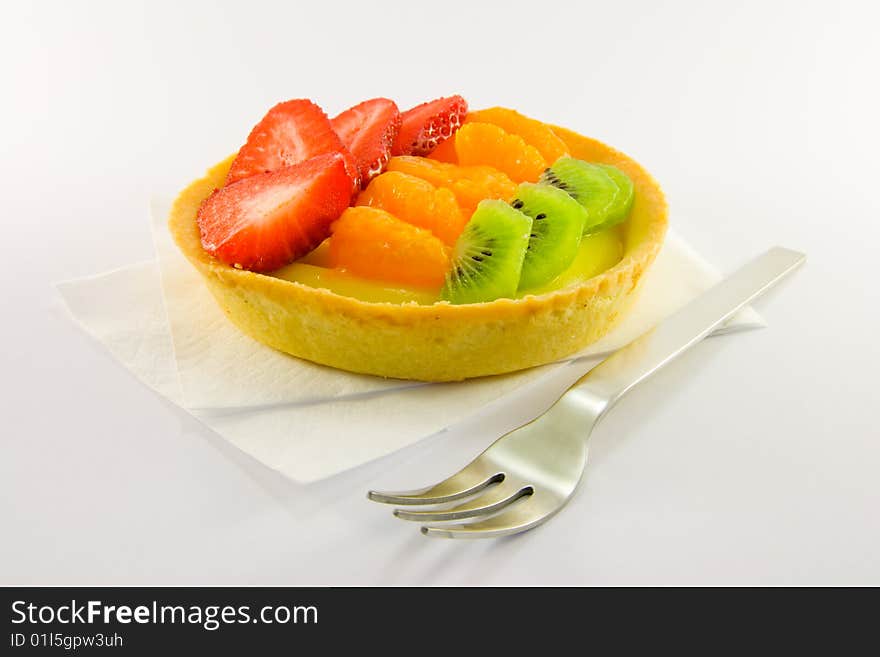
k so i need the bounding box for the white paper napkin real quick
[56,201,764,482]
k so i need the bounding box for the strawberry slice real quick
[226,99,356,186]
[392,95,468,157]
[199,152,353,272]
[331,98,401,187]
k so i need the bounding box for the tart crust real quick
[168,120,668,381]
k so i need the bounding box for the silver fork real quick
[368,247,805,538]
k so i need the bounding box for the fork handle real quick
[572,247,805,415]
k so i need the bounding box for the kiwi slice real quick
[441,199,532,304]
[512,183,587,291]
[541,157,633,234]
[593,164,634,232]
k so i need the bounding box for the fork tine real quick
[420,494,558,538]
[393,484,532,522]
[367,466,504,506]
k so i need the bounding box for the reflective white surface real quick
[2,0,878,584]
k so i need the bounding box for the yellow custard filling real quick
[271,228,624,304]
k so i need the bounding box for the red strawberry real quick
[226,99,357,186]
[331,98,401,187]
[199,152,353,272]
[392,95,468,157]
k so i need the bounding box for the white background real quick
[2,0,878,585]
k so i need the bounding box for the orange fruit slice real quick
[386,156,516,217]
[329,206,450,289]
[454,122,547,183]
[466,107,569,164]
[356,171,467,246]
[426,137,458,163]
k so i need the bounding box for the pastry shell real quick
[168,122,668,381]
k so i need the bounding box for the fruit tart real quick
[168,96,668,381]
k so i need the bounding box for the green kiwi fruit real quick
[441,199,532,304]
[541,157,634,234]
[519,228,624,296]
[593,164,634,232]
[511,183,588,291]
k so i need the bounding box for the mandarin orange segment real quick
[356,171,467,246]
[297,238,331,266]
[426,137,458,163]
[454,122,547,183]
[466,107,569,164]
[329,206,450,289]
[386,156,516,217]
